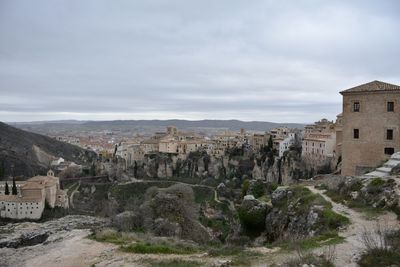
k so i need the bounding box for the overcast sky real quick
[1,0,400,123]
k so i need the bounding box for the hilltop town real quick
[1,80,400,267]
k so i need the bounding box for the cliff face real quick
[124,148,305,186]
[0,122,97,178]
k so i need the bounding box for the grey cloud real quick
[0,0,399,122]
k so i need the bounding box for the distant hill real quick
[83,119,305,131]
[12,119,305,133]
[0,122,96,179]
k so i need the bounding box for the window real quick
[353,101,360,112]
[353,129,359,139]
[387,102,394,112]
[387,129,394,140]
[385,147,395,155]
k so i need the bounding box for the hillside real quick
[12,119,305,135]
[0,122,96,178]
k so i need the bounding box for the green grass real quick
[89,230,135,245]
[91,230,202,255]
[148,259,202,267]
[320,209,350,228]
[273,231,345,251]
[369,178,385,187]
[121,242,200,254]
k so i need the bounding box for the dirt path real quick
[307,186,400,267]
[69,181,81,208]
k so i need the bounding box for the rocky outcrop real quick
[0,215,106,249]
[238,195,270,233]
[129,148,305,186]
[261,149,306,185]
[140,184,212,243]
[0,232,49,249]
[249,186,350,242]
[319,175,400,214]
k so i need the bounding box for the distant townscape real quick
[1,80,400,267]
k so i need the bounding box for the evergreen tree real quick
[113,144,118,157]
[0,161,4,179]
[12,177,18,195]
[90,163,96,176]
[268,135,273,151]
[4,182,10,195]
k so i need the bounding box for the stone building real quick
[302,119,337,169]
[0,170,68,220]
[340,80,400,176]
[249,133,269,151]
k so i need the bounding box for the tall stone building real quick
[340,80,400,176]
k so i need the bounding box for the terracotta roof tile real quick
[340,80,400,94]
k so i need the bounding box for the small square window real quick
[353,102,360,112]
[387,129,393,140]
[384,147,395,155]
[387,102,394,112]
[353,129,359,139]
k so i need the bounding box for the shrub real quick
[359,248,400,267]
[238,198,267,236]
[241,179,250,197]
[369,178,385,187]
[320,209,350,229]
[359,224,400,267]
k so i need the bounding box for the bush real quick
[358,248,400,267]
[238,198,267,237]
[320,209,350,229]
[241,179,250,197]
[359,224,400,267]
[369,178,385,187]
[112,211,143,232]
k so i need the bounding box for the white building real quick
[276,133,297,157]
[0,170,68,220]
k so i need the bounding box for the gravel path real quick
[307,186,400,267]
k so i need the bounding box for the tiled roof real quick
[21,182,45,190]
[0,195,43,202]
[340,80,400,94]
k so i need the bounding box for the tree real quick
[268,135,273,151]
[89,163,96,176]
[0,161,4,180]
[4,182,10,195]
[12,177,18,195]
[113,144,118,157]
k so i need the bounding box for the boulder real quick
[112,211,143,231]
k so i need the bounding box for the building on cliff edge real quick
[340,80,400,176]
[0,170,68,220]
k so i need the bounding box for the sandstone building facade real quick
[302,119,337,169]
[340,80,400,176]
[0,170,68,220]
